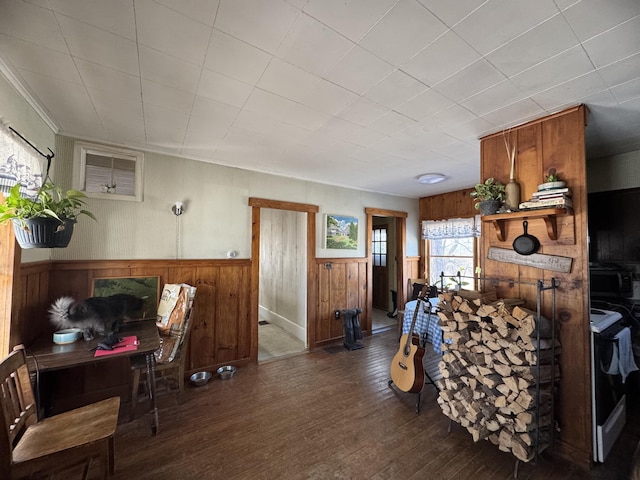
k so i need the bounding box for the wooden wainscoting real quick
[315,257,368,347]
[20,257,375,371]
[17,256,425,412]
[19,259,251,413]
[15,261,51,349]
[46,259,253,373]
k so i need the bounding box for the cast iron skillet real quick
[513,220,540,255]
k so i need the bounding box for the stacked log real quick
[435,292,559,462]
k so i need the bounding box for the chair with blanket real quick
[0,345,120,479]
[407,278,438,302]
[129,284,195,421]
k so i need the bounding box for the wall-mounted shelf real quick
[481,207,573,241]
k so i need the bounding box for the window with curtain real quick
[422,217,480,289]
[0,123,46,198]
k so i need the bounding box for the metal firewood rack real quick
[435,274,558,478]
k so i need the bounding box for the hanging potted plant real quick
[470,178,506,215]
[0,182,96,248]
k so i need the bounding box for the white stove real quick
[590,308,623,333]
[589,307,626,462]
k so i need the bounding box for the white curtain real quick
[421,216,481,239]
[0,123,46,198]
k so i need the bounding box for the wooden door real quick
[372,225,388,311]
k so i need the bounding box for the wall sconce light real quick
[172,201,184,216]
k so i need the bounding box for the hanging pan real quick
[513,220,540,256]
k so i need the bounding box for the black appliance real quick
[589,264,633,300]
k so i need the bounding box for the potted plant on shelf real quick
[538,168,566,191]
[470,177,506,215]
[0,182,96,248]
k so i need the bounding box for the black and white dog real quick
[49,294,144,341]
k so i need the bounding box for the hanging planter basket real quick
[12,217,76,249]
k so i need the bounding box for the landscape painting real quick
[325,214,358,250]
[91,276,160,320]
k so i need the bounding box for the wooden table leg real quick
[145,352,159,435]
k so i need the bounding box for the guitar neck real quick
[405,285,430,341]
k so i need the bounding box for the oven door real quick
[591,315,627,462]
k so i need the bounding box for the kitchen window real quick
[422,217,480,289]
[427,237,477,289]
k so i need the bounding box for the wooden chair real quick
[0,345,120,480]
[407,278,428,303]
[407,279,438,302]
[129,308,193,421]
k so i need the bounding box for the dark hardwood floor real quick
[80,329,638,479]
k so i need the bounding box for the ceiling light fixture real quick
[417,173,446,185]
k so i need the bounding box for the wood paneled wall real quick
[315,257,368,346]
[19,257,374,367]
[19,259,253,373]
[14,250,401,409]
[479,106,591,466]
[16,261,51,348]
[404,256,420,282]
[14,259,253,412]
[419,188,476,221]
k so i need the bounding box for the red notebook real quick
[94,335,139,357]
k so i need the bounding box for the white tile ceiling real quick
[0,0,639,198]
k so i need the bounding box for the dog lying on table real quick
[49,294,144,341]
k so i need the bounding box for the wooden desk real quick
[27,319,161,435]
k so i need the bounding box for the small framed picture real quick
[325,214,358,250]
[91,276,160,320]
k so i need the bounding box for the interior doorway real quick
[257,208,307,362]
[248,198,319,363]
[366,208,407,335]
[372,217,397,333]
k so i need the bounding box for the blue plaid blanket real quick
[402,298,444,354]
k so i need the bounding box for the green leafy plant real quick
[0,182,96,229]
[446,267,470,290]
[470,178,506,209]
[545,168,559,182]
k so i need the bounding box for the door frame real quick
[365,208,407,333]
[248,198,319,362]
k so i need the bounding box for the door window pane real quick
[372,227,388,268]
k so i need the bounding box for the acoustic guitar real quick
[390,285,430,393]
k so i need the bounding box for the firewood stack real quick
[435,291,559,463]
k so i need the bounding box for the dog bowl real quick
[190,371,212,387]
[217,365,237,380]
[53,328,83,344]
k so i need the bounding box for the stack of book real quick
[519,187,572,210]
